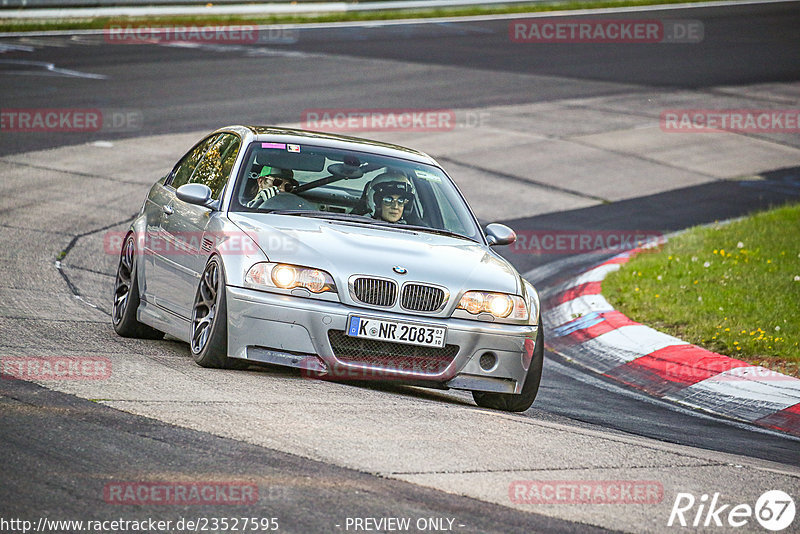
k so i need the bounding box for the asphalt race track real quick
[2,1,800,157]
[1,1,800,532]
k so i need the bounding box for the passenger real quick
[247,166,297,208]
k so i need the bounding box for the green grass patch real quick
[603,203,800,375]
[1,0,718,33]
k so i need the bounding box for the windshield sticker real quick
[287,144,301,153]
[262,142,286,149]
[414,169,441,182]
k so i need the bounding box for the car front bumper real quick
[226,285,539,394]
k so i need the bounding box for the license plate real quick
[347,316,446,348]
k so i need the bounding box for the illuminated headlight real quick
[457,291,528,321]
[245,263,336,294]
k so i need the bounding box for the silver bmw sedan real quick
[112,125,543,412]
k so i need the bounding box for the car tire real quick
[112,234,165,340]
[190,257,246,369]
[472,322,544,412]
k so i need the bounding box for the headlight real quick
[245,262,336,294]
[456,291,528,321]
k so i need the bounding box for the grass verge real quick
[603,203,800,376]
[1,0,717,33]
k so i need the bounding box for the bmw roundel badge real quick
[393,266,408,275]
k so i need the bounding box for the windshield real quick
[230,141,482,241]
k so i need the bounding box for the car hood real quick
[229,213,521,296]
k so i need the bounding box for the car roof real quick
[215,125,440,167]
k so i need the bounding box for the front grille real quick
[328,330,458,376]
[352,277,397,307]
[401,283,446,312]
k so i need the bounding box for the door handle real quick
[163,205,174,216]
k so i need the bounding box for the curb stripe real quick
[559,281,602,303]
[604,345,751,397]
[567,263,622,287]
[667,376,800,422]
[620,345,750,386]
[544,281,602,310]
[547,294,614,326]
[598,254,635,266]
[541,246,800,437]
[755,403,800,435]
[552,311,640,347]
[587,325,688,358]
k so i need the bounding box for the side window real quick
[170,135,220,189]
[189,133,241,199]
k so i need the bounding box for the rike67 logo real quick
[668,490,795,531]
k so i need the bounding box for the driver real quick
[247,166,297,208]
[369,173,416,224]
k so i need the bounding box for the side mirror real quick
[485,223,516,246]
[176,183,215,208]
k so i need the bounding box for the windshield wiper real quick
[268,212,474,239]
[401,225,476,242]
[270,210,384,223]
[269,209,325,216]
